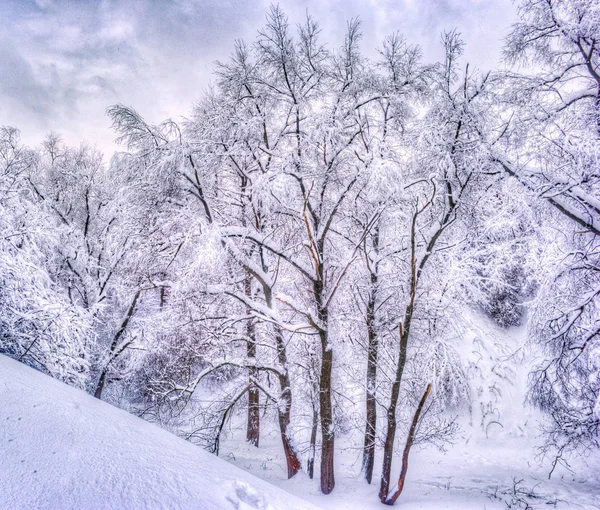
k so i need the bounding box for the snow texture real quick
[216,315,600,510]
[0,355,319,510]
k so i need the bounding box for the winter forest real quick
[1,0,599,508]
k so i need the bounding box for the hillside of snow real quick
[0,354,318,510]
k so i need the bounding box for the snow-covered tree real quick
[0,128,92,387]
[499,0,600,468]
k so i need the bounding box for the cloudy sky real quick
[1,0,517,157]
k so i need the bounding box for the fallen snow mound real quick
[0,355,319,510]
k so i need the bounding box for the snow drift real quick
[0,355,318,510]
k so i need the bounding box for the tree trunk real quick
[262,283,301,478]
[378,322,409,502]
[246,383,260,447]
[94,289,141,400]
[383,384,431,505]
[363,225,380,484]
[273,332,301,479]
[94,370,107,399]
[380,202,441,502]
[380,212,420,502]
[363,296,378,483]
[307,399,318,479]
[245,273,260,447]
[319,342,335,494]
[315,272,335,494]
[277,381,301,478]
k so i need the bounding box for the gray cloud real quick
[0,0,517,157]
[0,37,59,119]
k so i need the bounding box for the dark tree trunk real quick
[264,286,301,478]
[383,384,431,505]
[595,79,600,135]
[379,198,449,503]
[379,212,419,502]
[307,400,319,479]
[319,344,335,494]
[94,289,141,400]
[363,225,380,484]
[245,273,260,447]
[277,382,301,478]
[246,383,260,447]
[378,322,410,502]
[94,371,107,399]
[363,301,378,483]
[314,274,335,494]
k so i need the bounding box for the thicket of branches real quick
[1,0,598,504]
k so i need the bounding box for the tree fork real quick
[383,384,432,505]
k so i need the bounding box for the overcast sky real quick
[0,0,517,158]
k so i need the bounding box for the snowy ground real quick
[1,313,598,510]
[0,354,319,510]
[216,315,600,510]
[219,431,600,510]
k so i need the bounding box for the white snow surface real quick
[1,315,599,510]
[216,315,600,510]
[0,354,319,510]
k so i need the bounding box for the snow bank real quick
[0,355,319,510]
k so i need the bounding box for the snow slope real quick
[0,354,319,510]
